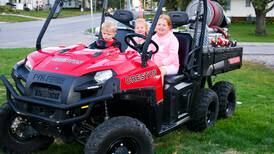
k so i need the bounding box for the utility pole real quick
[139,0,143,17]
[90,0,95,40]
[126,0,131,10]
[90,0,93,13]
[94,0,96,12]
[81,0,84,12]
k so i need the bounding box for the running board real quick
[159,115,190,135]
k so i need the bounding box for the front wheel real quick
[0,103,54,153]
[85,116,153,154]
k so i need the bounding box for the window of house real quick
[246,0,251,7]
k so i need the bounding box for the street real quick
[0,14,102,48]
[239,43,274,68]
[0,15,274,68]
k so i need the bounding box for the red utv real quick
[0,0,242,153]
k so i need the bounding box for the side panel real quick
[118,60,163,103]
[202,47,243,76]
[163,82,193,122]
[154,80,202,135]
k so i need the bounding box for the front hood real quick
[27,44,142,76]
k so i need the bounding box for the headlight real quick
[94,70,113,84]
[17,59,25,65]
[25,60,33,71]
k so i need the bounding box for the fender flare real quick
[0,103,10,144]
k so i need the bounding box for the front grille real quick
[28,104,56,118]
[14,101,88,122]
[31,83,62,102]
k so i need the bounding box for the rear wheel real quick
[0,103,54,153]
[212,81,236,118]
[187,89,219,132]
[85,116,153,154]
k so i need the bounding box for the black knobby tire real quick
[187,89,219,132]
[0,103,9,145]
[0,103,54,153]
[85,116,153,154]
[212,81,236,118]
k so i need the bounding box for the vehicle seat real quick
[174,32,192,74]
[107,10,135,52]
[165,11,192,84]
[115,28,134,52]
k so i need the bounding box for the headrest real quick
[168,11,189,28]
[113,10,134,23]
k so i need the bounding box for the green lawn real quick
[16,8,91,18]
[0,9,91,22]
[0,48,273,153]
[229,23,274,42]
[0,15,35,22]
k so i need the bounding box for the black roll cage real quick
[36,0,208,77]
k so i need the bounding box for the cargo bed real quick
[202,47,243,76]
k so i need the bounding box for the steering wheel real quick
[124,33,159,55]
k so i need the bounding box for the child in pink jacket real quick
[151,14,179,75]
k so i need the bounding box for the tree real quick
[165,0,191,11]
[176,0,191,11]
[251,0,274,35]
[165,0,177,10]
[216,0,228,10]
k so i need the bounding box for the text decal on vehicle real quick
[33,74,65,84]
[228,56,241,65]
[125,69,157,84]
[52,57,83,65]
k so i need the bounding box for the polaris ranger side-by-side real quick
[0,0,242,153]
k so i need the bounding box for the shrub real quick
[231,17,274,24]
[0,5,15,13]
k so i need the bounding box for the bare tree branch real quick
[266,0,274,3]
[266,2,274,12]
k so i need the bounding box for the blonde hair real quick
[101,20,117,33]
[135,18,149,31]
[159,14,172,29]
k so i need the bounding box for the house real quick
[2,0,273,17]
[0,0,80,10]
[0,0,9,6]
[225,0,274,17]
[0,0,48,10]
[62,0,80,8]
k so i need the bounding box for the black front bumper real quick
[1,75,113,125]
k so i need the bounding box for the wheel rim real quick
[226,92,235,114]
[207,102,217,125]
[8,116,37,141]
[107,137,140,154]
